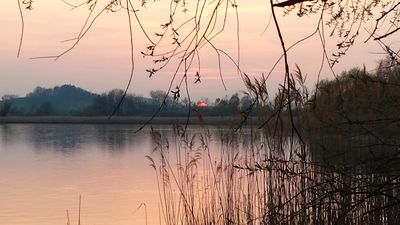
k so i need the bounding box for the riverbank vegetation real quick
[148,122,400,225]
[307,60,400,132]
[146,60,400,225]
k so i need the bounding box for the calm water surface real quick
[0,124,223,225]
[2,124,400,225]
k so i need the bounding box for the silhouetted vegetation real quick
[0,85,97,116]
[0,85,260,117]
[2,62,400,126]
[148,124,400,225]
[145,60,400,225]
[306,60,400,134]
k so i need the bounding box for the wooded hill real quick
[0,85,253,117]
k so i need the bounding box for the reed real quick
[147,124,400,225]
[145,64,400,225]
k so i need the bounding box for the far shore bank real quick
[0,116,259,126]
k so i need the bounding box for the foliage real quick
[308,60,400,130]
[0,101,13,117]
[2,84,97,116]
[0,85,259,117]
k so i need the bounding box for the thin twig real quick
[17,0,24,57]
[108,0,135,119]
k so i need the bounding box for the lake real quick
[1,123,399,225]
[0,124,211,225]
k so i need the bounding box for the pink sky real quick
[0,0,396,100]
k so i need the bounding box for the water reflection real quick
[0,124,162,225]
[0,124,20,146]
[29,124,89,150]
[308,132,400,174]
[0,124,151,152]
[0,124,399,225]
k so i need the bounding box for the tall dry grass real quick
[147,124,400,225]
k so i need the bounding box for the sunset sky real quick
[0,0,395,100]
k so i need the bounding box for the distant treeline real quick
[1,61,399,122]
[0,85,258,117]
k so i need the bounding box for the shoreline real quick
[0,116,258,125]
